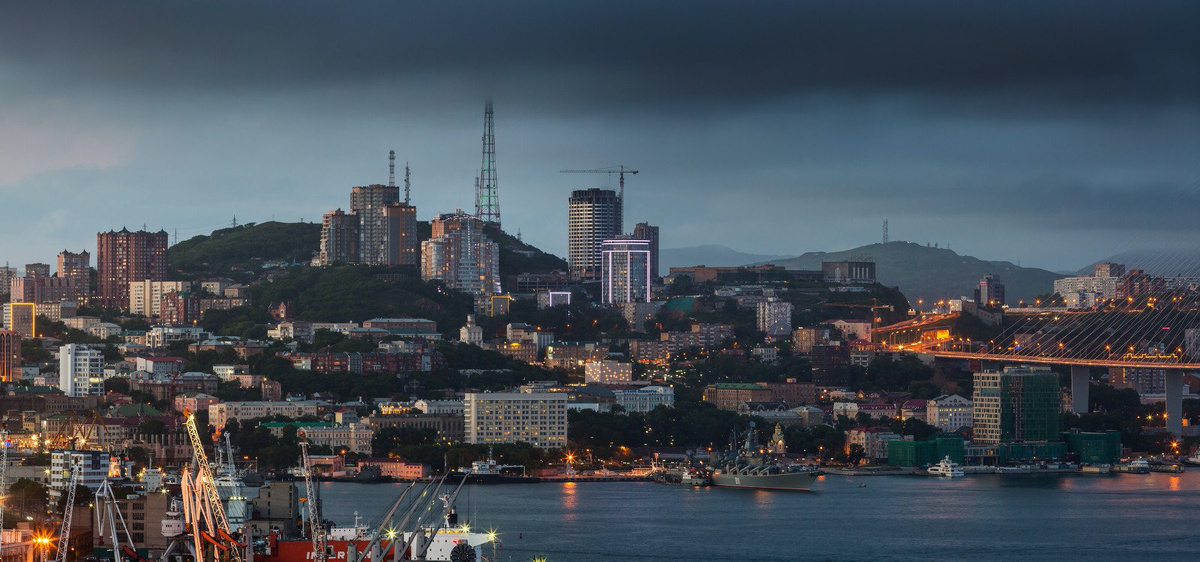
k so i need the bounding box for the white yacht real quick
[927,456,965,477]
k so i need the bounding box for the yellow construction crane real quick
[184,412,243,562]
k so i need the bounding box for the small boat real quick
[1183,452,1200,466]
[926,456,964,478]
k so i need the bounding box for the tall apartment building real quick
[600,237,651,305]
[464,391,568,449]
[632,222,660,279]
[350,184,401,265]
[974,274,1006,309]
[972,366,1060,444]
[3,303,37,338]
[757,298,794,338]
[96,229,169,309]
[1053,262,1125,308]
[24,263,50,278]
[420,212,499,296]
[0,330,19,382]
[59,343,105,397]
[129,280,188,317]
[383,202,419,266]
[57,250,92,302]
[568,188,621,281]
[10,275,83,304]
[319,209,360,265]
[0,267,15,297]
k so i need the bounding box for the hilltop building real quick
[568,188,621,281]
[96,228,169,309]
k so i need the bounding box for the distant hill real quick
[660,244,792,272]
[1075,248,1200,277]
[169,220,566,281]
[766,241,1064,303]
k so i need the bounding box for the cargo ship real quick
[710,424,818,491]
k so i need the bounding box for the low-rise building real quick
[926,394,973,432]
[209,400,332,428]
[359,457,430,480]
[612,385,675,413]
[583,360,633,384]
[299,423,374,455]
[846,426,909,461]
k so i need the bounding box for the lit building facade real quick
[583,360,633,384]
[383,202,419,266]
[319,209,360,265]
[464,392,568,449]
[632,222,660,279]
[129,280,188,317]
[612,385,675,413]
[757,298,794,338]
[350,184,401,265]
[926,394,973,432]
[0,330,19,382]
[601,238,651,305]
[57,250,92,304]
[567,188,620,281]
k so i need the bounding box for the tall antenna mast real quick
[388,150,396,187]
[404,162,411,204]
[476,100,501,227]
[883,220,889,244]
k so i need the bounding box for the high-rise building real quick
[129,280,188,317]
[0,267,15,297]
[3,303,37,338]
[632,222,660,279]
[757,298,794,339]
[464,391,568,449]
[0,330,19,382]
[382,202,419,266]
[350,184,401,265]
[24,263,50,278]
[568,188,621,281]
[59,343,105,397]
[972,366,1060,444]
[57,250,91,304]
[319,209,360,265]
[600,237,651,305]
[810,344,850,387]
[11,275,85,305]
[96,229,169,309]
[974,274,1005,309]
[420,211,499,296]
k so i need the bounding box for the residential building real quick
[2,303,36,338]
[128,280,188,317]
[846,426,909,461]
[974,274,1006,309]
[0,266,15,297]
[544,342,606,371]
[632,222,660,279]
[174,393,220,415]
[350,183,401,265]
[420,211,500,296]
[601,237,652,305]
[92,488,171,551]
[10,275,84,304]
[0,330,18,382]
[757,298,793,339]
[507,323,553,350]
[464,392,568,449]
[299,423,374,455]
[159,290,201,325]
[57,250,92,304]
[972,366,1060,444]
[213,364,250,381]
[926,394,973,432]
[484,341,538,363]
[810,344,850,387]
[612,385,674,413]
[1054,263,1125,308]
[622,301,662,330]
[583,360,633,384]
[59,344,104,397]
[208,400,332,428]
[831,319,873,342]
[319,208,360,265]
[792,327,829,354]
[702,383,773,411]
[96,228,169,309]
[537,290,572,309]
[135,356,185,376]
[368,413,465,442]
[1109,367,1167,395]
[567,188,621,281]
[363,318,437,332]
[382,202,419,266]
[50,449,111,501]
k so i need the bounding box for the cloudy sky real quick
[2,1,1197,272]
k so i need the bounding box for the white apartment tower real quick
[59,343,105,397]
[464,391,568,449]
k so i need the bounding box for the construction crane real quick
[299,438,326,561]
[0,433,7,554]
[56,462,80,562]
[94,479,137,562]
[559,165,639,207]
[184,412,243,562]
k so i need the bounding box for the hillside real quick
[169,222,322,278]
[660,244,792,273]
[767,242,1064,303]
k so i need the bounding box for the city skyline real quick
[2,1,1198,271]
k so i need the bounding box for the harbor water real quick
[319,472,1198,561]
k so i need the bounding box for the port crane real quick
[299,438,326,561]
[55,463,80,562]
[183,411,244,562]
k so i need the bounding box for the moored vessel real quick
[710,423,817,491]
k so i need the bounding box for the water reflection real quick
[562,481,578,520]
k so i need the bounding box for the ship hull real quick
[711,471,816,491]
[447,472,540,484]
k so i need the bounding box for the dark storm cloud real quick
[3,1,1197,112]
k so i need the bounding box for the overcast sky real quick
[2,1,1198,272]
